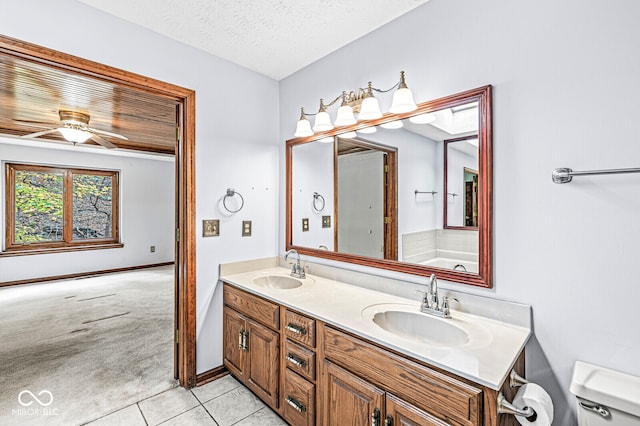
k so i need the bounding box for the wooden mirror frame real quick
[286,85,492,288]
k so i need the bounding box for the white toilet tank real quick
[570,361,640,425]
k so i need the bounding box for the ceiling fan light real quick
[58,127,92,143]
[389,87,417,113]
[294,116,313,137]
[379,120,403,129]
[334,105,356,126]
[358,96,382,120]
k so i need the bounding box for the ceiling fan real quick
[17,110,128,149]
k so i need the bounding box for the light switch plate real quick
[242,220,252,237]
[322,215,331,228]
[302,218,309,232]
[203,219,219,237]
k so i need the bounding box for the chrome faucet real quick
[284,249,305,279]
[416,274,450,318]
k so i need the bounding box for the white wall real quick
[279,0,640,423]
[291,141,334,249]
[0,138,175,282]
[0,0,280,374]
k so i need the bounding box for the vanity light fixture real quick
[379,120,403,130]
[294,71,417,137]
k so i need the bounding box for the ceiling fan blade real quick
[88,127,128,140]
[21,128,60,139]
[89,134,117,149]
[13,120,59,129]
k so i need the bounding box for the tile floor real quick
[84,375,287,426]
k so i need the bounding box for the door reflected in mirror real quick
[286,86,492,287]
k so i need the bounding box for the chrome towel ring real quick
[223,188,244,213]
[312,192,325,212]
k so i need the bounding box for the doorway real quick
[0,36,197,387]
[335,137,397,260]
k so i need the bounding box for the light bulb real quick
[58,127,92,143]
[358,96,382,120]
[334,105,356,126]
[389,87,417,113]
[379,120,403,129]
[409,113,436,124]
[340,131,357,139]
[294,117,313,137]
[357,126,377,134]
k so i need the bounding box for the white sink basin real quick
[252,275,304,289]
[362,303,491,348]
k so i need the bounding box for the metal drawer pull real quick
[372,408,380,426]
[286,323,307,335]
[286,353,307,368]
[285,395,307,413]
[237,330,249,352]
[579,401,610,417]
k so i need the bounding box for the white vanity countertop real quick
[221,266,531,390]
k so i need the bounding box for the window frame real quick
[4,162,121,256]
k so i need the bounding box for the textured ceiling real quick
[77,0,429,80]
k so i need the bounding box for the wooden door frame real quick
[0,35,197,387]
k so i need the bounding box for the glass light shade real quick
[357,126,377,134]
[409,113,436,124]
[340,131,357,139]
[389,87,417,113]
[58,127,92,143]
[318,137,334,143]
[313,110,334,132]
[334,105,356,126]
[294,117,313,137]
[379,120,403,129]
[358,96,383,120]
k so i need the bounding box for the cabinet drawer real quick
[323,326,482,426]
[283,370,315,426]
[285,339,316,381]
[223,284,279,330]
[284,310,316,348]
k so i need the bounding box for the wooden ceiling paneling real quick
[0,54,178,154]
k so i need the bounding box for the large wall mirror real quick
[286,85,492,287]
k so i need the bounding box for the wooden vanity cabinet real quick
[282,308,317,426]
[322,361,445,426]
[222,283,524,426]
[223,286,280,409]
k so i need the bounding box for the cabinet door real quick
[223,307,245,379]
[323,360,385,426]
[245,318,280,408]
[385,393,450,426]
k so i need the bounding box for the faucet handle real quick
[441,296,450,316]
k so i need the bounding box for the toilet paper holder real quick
[497,370,536,419]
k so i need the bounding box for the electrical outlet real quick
[322,215,331,228]
[150,245,156,253]
[302,218,309,232]
[242,220,252,237]
[203,219,219,237]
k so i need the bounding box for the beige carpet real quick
[0,266,177,425]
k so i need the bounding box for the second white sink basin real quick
[361,303,491,348]
[252,275,305,289]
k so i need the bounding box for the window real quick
[5,163,121,254]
